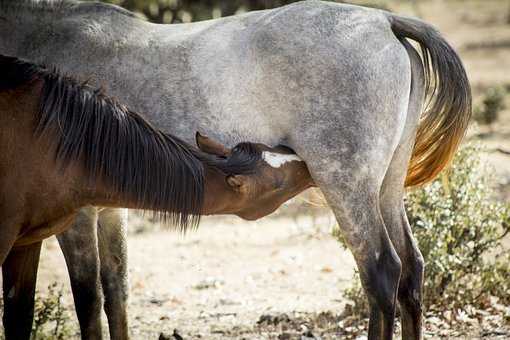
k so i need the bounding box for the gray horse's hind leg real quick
[97,208,129,340]
[322,179,402,339]
[379,40,425,340]
[381,174,424,340]
[288,39,412,339]
[380,186,424,340]
[297,134,405,338]
[287,37,418,339]
[57,207,104,340]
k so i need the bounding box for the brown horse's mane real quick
[0,55,261,229]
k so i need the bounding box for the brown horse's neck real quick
[0,81,227,245]
[77,166,235,215]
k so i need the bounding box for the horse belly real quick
[14,213,78,247]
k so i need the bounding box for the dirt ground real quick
[36,211,510,339]
[123,214,509,340]
[10,0,510,339]
[38,213,361,339]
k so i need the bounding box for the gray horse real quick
[0,1,471,339]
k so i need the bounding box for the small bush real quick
[103,0,392,24]
[31,283,73,340]
[0,283,73,340]
[335,143,510,323]
[474,86,506,128]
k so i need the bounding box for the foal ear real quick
[195,132,231,157]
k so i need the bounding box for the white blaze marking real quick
[262,151,302,168]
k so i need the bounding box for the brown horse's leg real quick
[98,208,129,340]
[57,207,104,340]
[2,242,42,340]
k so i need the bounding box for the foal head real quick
[197,133,315,220]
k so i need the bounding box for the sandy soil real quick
[36,213,361,339]
[33,211,510,339]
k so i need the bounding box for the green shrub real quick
[100,0,391,24]
[31,283,73,340]
[335,143,510,322]
[0,283,73,340]
[345,0,391,11]
[474,86,506,127]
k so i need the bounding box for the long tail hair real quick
[387,14,472,187]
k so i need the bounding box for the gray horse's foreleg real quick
[57,207,103,340]
[97,208,129,340]
[2,241,42,340]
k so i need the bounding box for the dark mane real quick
[222,142,263,174]
[0,55,260,229]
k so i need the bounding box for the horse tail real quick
[386,13,472,187]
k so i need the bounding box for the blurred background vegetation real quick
[100,0,406,23]
[99,0,510,24]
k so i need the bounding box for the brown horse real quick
[0,55,315,339]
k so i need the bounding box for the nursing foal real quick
[0,55,314,339]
